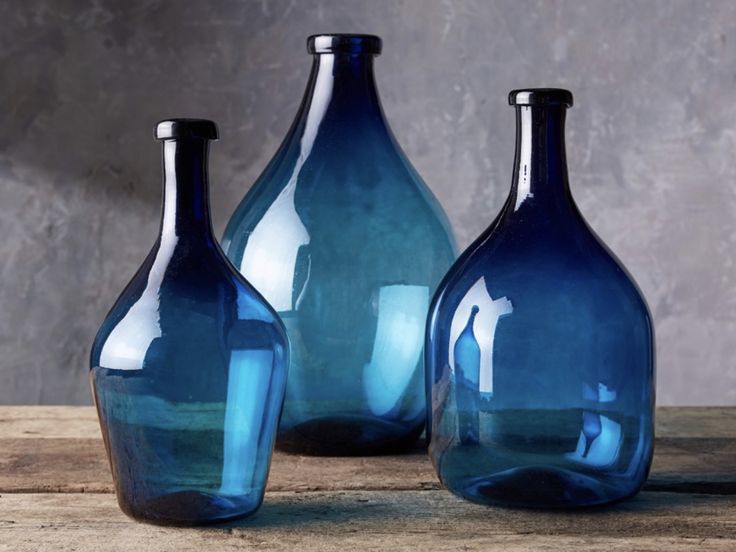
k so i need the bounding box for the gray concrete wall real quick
[0,0,734,405]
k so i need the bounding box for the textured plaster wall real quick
[0,0,734,405]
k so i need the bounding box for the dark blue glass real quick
[426,89,655,508]
[223,35,457,455]
[90,120,288,525]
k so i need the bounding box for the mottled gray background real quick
[1,0,734,405]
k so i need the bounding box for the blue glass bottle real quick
[223,35,456,455]
[90,119,288,525]
[426,89,655,508]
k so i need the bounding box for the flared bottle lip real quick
[307,34,382,55]
[509,88,573,107]
[155,119,219,141]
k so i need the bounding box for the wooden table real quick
[0,407,734,551]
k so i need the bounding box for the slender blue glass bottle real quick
[90,119,288,525]
[427,89,655,508]
[223,35,456,455]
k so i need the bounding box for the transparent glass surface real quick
[223,35,456,455]
[90,122,288,524]
[427,91,655,508]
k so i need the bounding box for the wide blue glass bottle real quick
[223,35,456,455]
[90,119,288,525]
[427,89,655,508]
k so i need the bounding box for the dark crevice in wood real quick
[2,482,736,496]
[644,481,736,495]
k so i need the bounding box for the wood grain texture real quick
[3,406,731,439]
[0,491,735,552]
[1,407,734,550]
[0,406,100,439]
[0,407,734,495]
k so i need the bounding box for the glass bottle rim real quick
[509,89,573,108]
[307,34,382,56]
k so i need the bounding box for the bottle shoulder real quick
[227,126,441,219]
[432,205,651,322]
[91,241,287,371]
[223,162,457,272]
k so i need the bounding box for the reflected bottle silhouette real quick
[454,306,481,445]
[223,35,456,455]
[426,89,655,508]
[90,120,288,525]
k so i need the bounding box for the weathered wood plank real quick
[3,406,733,439]
[0,406,100,439]
[0,438,437,493]
[647,437,736,494]
[0,438,110,493]
[2,436,734,495]
[1,407,734,495]
[0,491,734,552]
[1,408,734,549]
[654,407,736,438]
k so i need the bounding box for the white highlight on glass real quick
[363,285,429,417]
[566,414,623,468]
[567,382,623,467]
[514,106,533,211]
[219,349,273,496]
[584,382,617,403]
[448,277,513,394]
[240,57,337,312]
[98,237,177,371]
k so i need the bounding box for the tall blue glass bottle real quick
[427,89,655,508]
[90,119,288,525]
[223,35,456,455]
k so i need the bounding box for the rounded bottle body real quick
[427,92,655,508]
[223,35,456,454]
[91,121,288,524]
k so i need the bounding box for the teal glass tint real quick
[427,90,655,508]
[90,120,288,525]
[223,35,457,455]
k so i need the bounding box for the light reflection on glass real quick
[566,381,622,467]
[448,277,513,395]
[239,181,309,312]
[567,414,622,467]
[239,57,336,312]
[98,237,177,371]
[453,305,481,444]
[363,284,428,417]
[219,349,273,496]
[513,106,533,210]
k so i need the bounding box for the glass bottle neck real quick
[510,105,571,211]
[160,138,214,244]
[300,53,386,128]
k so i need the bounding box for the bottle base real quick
[276,415,423,456]
[442,465,643,509]
[118,490,261,526]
